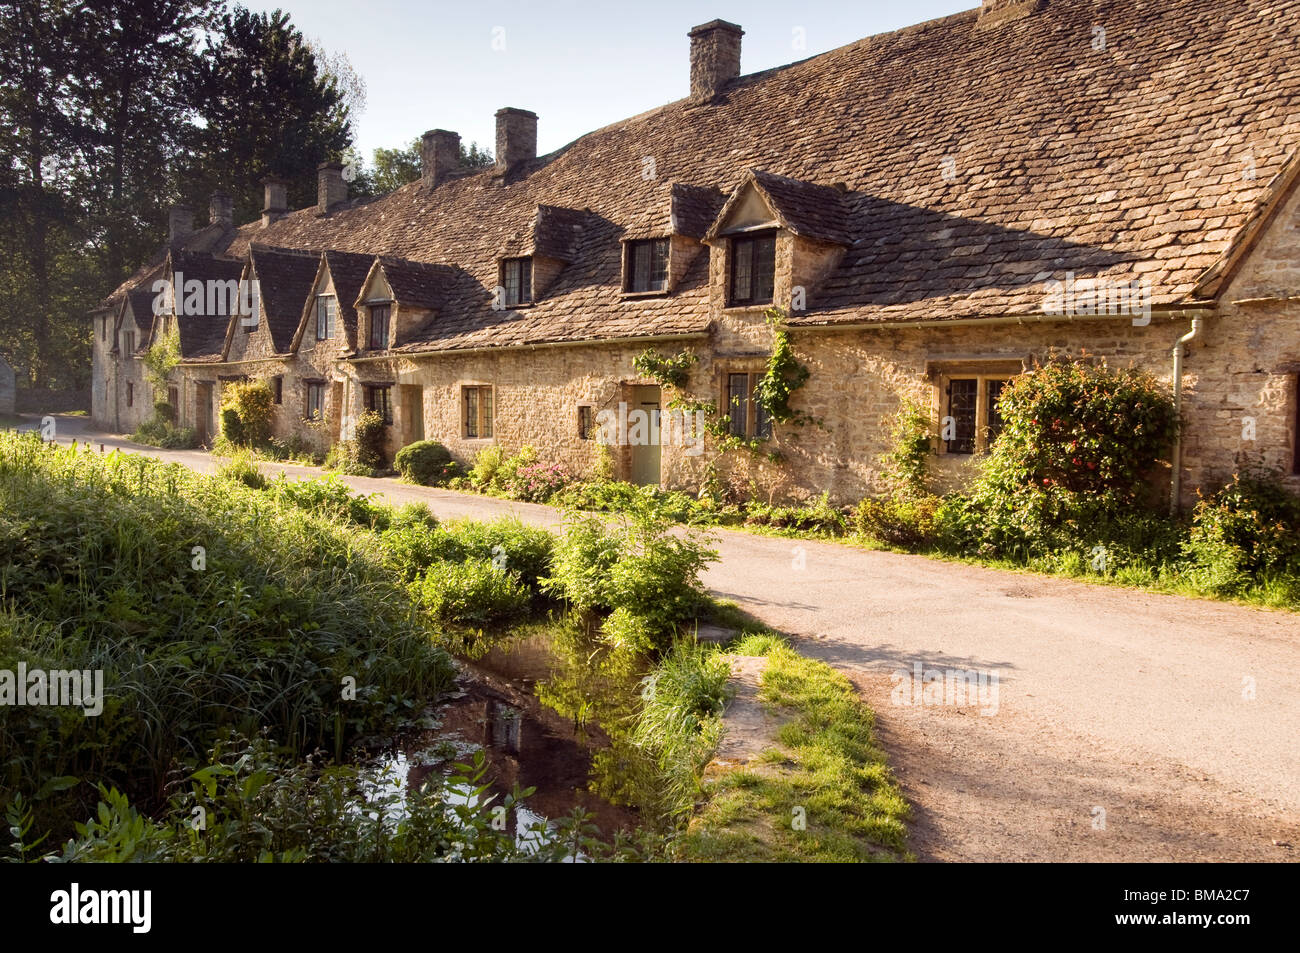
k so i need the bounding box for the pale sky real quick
[244,0,975,161]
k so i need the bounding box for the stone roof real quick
[165,249,245,361]
[98,0,1300,353]
[371,256,456,311]
[247,245,322,354]
[707,170,853,246]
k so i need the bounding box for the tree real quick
[181,6,353,224]
[351,137,495,197]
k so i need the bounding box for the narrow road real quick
[32,416,1300,861]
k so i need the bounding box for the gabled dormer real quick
[224,245,320,362]
[291,249,373,355]
[355,256,450,351]
[495,205,589,308]
[149,248,245,362]
[703,169,852,313]
[620,183,725,297]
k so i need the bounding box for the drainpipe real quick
[1169,317,1203,516]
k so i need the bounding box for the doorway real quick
[628,384,661,487]
[400,384,424,446]
[195,381,213,446]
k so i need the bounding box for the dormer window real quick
[625,239,669,293]
[369,304,390,350]
[315,295,336,340]
[729,232,776,307]
[500,257,532,307]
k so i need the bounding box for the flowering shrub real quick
[505,460,574,502]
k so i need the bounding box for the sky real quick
[244,0,976,162]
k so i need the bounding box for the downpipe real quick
[1169,317,1204,516]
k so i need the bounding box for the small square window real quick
[463,385,494,438]
[364,385,393,425]
[500,258,532,307]
[729,232,776,307]
[625,239,669,293]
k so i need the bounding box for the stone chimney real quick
[495,108,537,170]
[317,162,347,213]
[261,177,288,227]
[168,206,194,245]
[421,129,461,187]
[689,20,743,103]
[976,0,1045,29]
[209,190,233,227]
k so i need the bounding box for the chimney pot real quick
[689,19,743,103]
[168,206,194,245]
[261,176,289,227]
[421,129,461,187]
[494,108,538,171]
[317,162,347,213]
[209,189,233,227]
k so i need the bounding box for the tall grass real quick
[0,433,452,835]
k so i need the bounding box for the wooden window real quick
[364,385,393,425]
[120,330,134,357]
[941,375,1013,455]
[305,382,325,421]
[500,258,532,307]
[578,405,595,440]
[167,385,178,409]
[315,296,336,340]
[369,304,390,350]
[126,383,134,408]
[463,385,494,438]
[272,376,283,405]
[726,372,772,440]
[626,239,669,293]
[729,232,776,307]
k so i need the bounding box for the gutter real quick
[786,305,1216,333]
[1169,316,1205,516]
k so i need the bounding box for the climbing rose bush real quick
[946,361,1177,557]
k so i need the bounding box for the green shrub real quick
[353,410,388,471]
[444,518,555,590]
[133,418,198,449]
[394,440,453,485]
[216,451,266,490]
[325,440,373,476]
[881,399,932,497]
[268,473,387,528]
[1183,474,1300,593]
[503,460,574,502]
[154,401,176,425]
[469,444,503,487]
[952,361,1177,558]
[855,495,943,548]
[219,379,274,447]
[415,558,530,625]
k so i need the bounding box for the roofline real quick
[345,331,709,363]
[789,303,1217,333]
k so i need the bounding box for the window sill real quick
[723,302,775,313]
[621,289,670,300]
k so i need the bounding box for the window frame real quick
[315,295,337,341]
[728,231,777,308]
[724,371,773,440]
[368,303,391,351]
[462,385,494,439]
[126,382,134,408]
[578,404,595,440]
[624,238,670,294]
[305,381,326,421]
[272,376,283,406]
[363,384,393,426]
[936,371,1015,456]
[500,258,533,308]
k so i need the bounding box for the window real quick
[364,385,393,425]
[625,239,669,293]
[942,375,1012,455]
[728,232,776,307]
[500,258,532,307]
[463,385,494,438]
[315,296,336,340]
[120,331,134,357]
[101,316,108,341]
[578,405,595,440]
[126,383,134,408]
[272,376,283,405]
[306,382,326,420]
[369,304,391,350]
[726,372,772,440]
[167,385,178,409]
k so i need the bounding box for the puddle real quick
[362,627,643,846]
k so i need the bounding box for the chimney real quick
[261,176,288,227]
[495,108,537,170]
[689,20,743,103]
[209,190,233,227]
[168,206,194,245]
[421,129,461,187]
[317,162,347,213]
[976,0,1045,29]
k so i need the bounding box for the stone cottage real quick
[90,0,1300,507]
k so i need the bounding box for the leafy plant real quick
[394,440,453,486]
[353,410,388,470]
[219,379,275,447]
[752,307,812,428]
[633,347,698,389]
[415,558,531,626]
